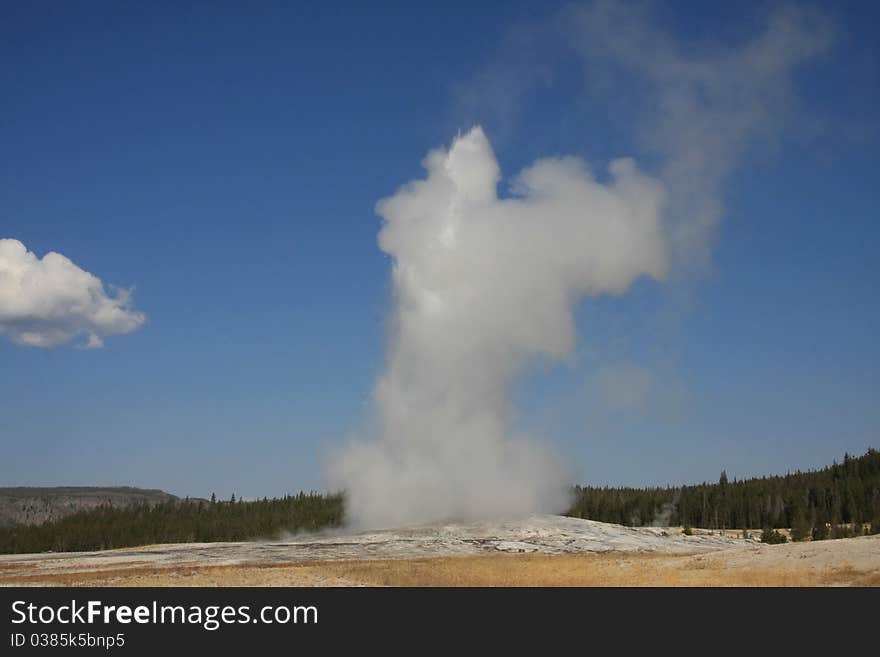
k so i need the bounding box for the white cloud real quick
[0,238,145,348]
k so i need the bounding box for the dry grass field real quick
[2,534,878,587]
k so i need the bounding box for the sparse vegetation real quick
[761,527,787,544]
[5,551,879,587]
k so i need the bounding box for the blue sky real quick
[2,1,878,499]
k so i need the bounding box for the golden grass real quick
[317,553,875,587]
[3,551,877,587]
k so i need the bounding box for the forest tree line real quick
[568,448,880,540]
[1,449,877,554]
[0,491,343,554]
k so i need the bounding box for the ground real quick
[1,515,877,586]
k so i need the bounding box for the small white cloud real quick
[0,238,145,348]
[81,333,105,350]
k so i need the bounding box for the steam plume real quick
[563,2,832,269]
[328,127,667,528]
[326,4,831,530]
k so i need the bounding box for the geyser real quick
[327,127,667,529]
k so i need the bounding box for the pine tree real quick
[791,509,811,542]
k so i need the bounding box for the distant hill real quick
[0,487,177,527]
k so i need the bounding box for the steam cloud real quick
[328,3,831,529]
[328,128,667,528]
[0,238,145,348]
[562,1,832,269]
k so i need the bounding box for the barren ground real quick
[1,515,877,587]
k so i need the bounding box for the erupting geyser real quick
[327,127,668,529]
